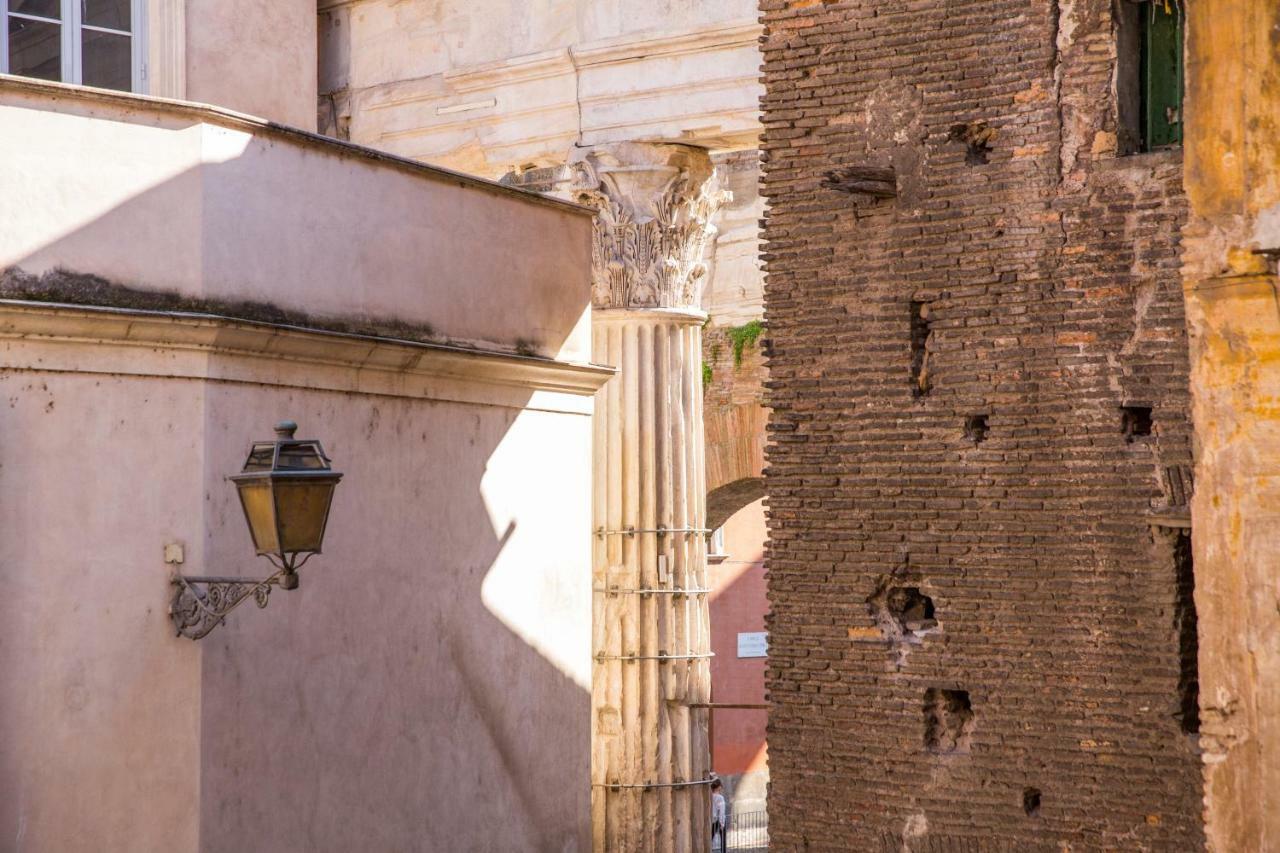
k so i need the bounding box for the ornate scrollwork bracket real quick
[169,554,310,640]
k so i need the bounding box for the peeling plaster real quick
[1250,202,1280,251]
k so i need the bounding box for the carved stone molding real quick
[146,0,186,99]
[565,142,728,311]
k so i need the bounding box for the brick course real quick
[758,0,1203,849]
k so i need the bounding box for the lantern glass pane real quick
[242,443,276,472]
[276,441,328,471]
[236,480,280,554]
[272,480,336,553]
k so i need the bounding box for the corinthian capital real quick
[566,142,729,311]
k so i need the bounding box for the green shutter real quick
[1142,1,1184,149]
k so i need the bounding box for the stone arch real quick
[704,399,767,530]
[707,475,765,532]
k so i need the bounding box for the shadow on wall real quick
[0,137,594,852]
[198,388,591,853]
[0,104,591,361]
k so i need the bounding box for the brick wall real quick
[758,0,1203,849]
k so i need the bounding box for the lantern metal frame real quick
[170,421,342,640]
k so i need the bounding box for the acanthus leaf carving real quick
[566,143,729,311]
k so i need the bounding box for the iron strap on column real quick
[593,586,712,595]
[595,651,715,662]
[594,526,711,537]
[592,778,716,790]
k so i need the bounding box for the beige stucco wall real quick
[139,0,316,128]
[197,381,594,852]
[0,306,604,853]
[0,370,205,852]
[1183,3,1280,849]
[0,79,593,363]
[0,82,606,851]
[182,0,317,129]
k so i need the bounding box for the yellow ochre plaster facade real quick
[1183,2,1280,850]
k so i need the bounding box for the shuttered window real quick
[1141,0,1184,150]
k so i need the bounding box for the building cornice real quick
[0,74,593,218]
[571,20,762,68]
[437,20,761,95]
[442,48,577,96]
[0,301,614,410]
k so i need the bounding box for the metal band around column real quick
[594,526,711,537]
[593,587,712,595]
[592,778,716,790]
[595,652,715,662]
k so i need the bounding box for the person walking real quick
[711,778,727,851]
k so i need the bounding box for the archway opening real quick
[707,479,769,848]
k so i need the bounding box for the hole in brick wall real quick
[1023,787,1042,817]
[964,414,989,443]
[909,301,932,397]
[948,120,996,165]
[923,688,973,754]
[1173,530,1200,734]
[820,165,897,198]
[1121,405,1154,442]
[887,587,937,634]
[866,577,940,653]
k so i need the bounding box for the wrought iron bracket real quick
[169,554,310,640]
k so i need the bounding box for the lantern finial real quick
[275,420,298,439]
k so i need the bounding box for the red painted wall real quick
[709,498,769,776]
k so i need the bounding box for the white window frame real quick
[709,526,726,558]
[1,0,147,93]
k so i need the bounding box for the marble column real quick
[566,142,727,852]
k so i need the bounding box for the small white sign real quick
[737,632,768,659]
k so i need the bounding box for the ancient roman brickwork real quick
[758,0,1204,849]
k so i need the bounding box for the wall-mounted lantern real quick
[170,421,343,640]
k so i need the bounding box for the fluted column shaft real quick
[591,309,711,853]
[562,142,725,853]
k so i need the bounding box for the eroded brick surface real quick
[758,0,1203,849]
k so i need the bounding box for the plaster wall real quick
[0,81,593,362]
[196,381,594,852]
[0,371,205,853]
[708,498,768,814]
[1181,3,1280,850]
[0,80,604,851]
[0,306,603,852]
[314,0,770,563]
[183,0,317,129]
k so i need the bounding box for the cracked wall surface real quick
[1181,2,1280,850]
